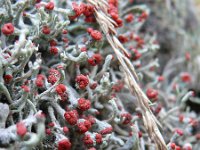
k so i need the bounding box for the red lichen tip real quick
[125,13,134,23]
[48,122,55,127]
[90,30,102,41]
[183,143,192,150]
[50,46,58,55]
[138,131,142,138]
[77,120,91,133]
[4,74,13,84]
[180,72,191,83]
[95,133,103,144]
[175,129,184,136]
[35,78,44,88]
[78,98,91,111]
[1,23,14,35]
[88,53,102,66]
[185,52,191,61]
[42,26,51,35]
[58,139,71,150]
[63,126,69,134]
[75,74,89,89]
[56,84,66,95]
[83,134,93,145]
[48,69,61,85]
[158,76,165,82]
[64,110,79,125]
[16,122,27,137]
[121,113,132,125]
[49,39,57,46]
[175,146,181,150]
[46,128,51,135]
[21,85,30,92]
[170,143,176,149]
[45,2,54,10]
[146,88,158,100]
[87,27,94,34]
[99,127,113,135]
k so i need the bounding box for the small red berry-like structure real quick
[154,104,162,114]
[37,74,45,80]
[138,11,148,22]
[77,120,91,133]
[158,76,165,82]
[3,74,13,84]
[64,110,79,125]
[85,115,96,125]
[170,143,176,149]
[90,30,102,41]
[90,82,98,90]
[53,75,66,100]
[62,29,68,34]
[80,46,87,52]
[48,69,61,84]
[99,127,113,135]
[46,128,51,135]
[175,129,184,136]
[35,74,45,88]
[88,53,102,66]
[77,98,91,111]
[75,74,89,89]
[62,38,68,43]
[63,126,69,134]
[21,85,30,93]
[42,26,51,34]
[45,2,54,10]
[69,2,83,19]
[35,78,44,88]
[49,40,57,46]
[1,23,14,35]
[146,88,158,101]
[180,72,191,83]
[87,27,94,34]
[185,52,191,61]
[183,143,192,150]
[118,35,129,43]
[56,84,66,95]
[16,122,27,137]
[108,0,123,27]
[85,16,96,23]
[175,146,181,150]
[95,133,102,144]
[138,131,143,138]
[58,139,71,150]
[132,49,142,60]
[112,81,124,92]
[82,4,94,17]
[83,134,93,145]
[48,122,55,127]
[121,113,132,125]
[125,13,134,23]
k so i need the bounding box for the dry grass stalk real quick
[88,0,167,149]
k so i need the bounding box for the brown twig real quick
[88,0,167,149]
